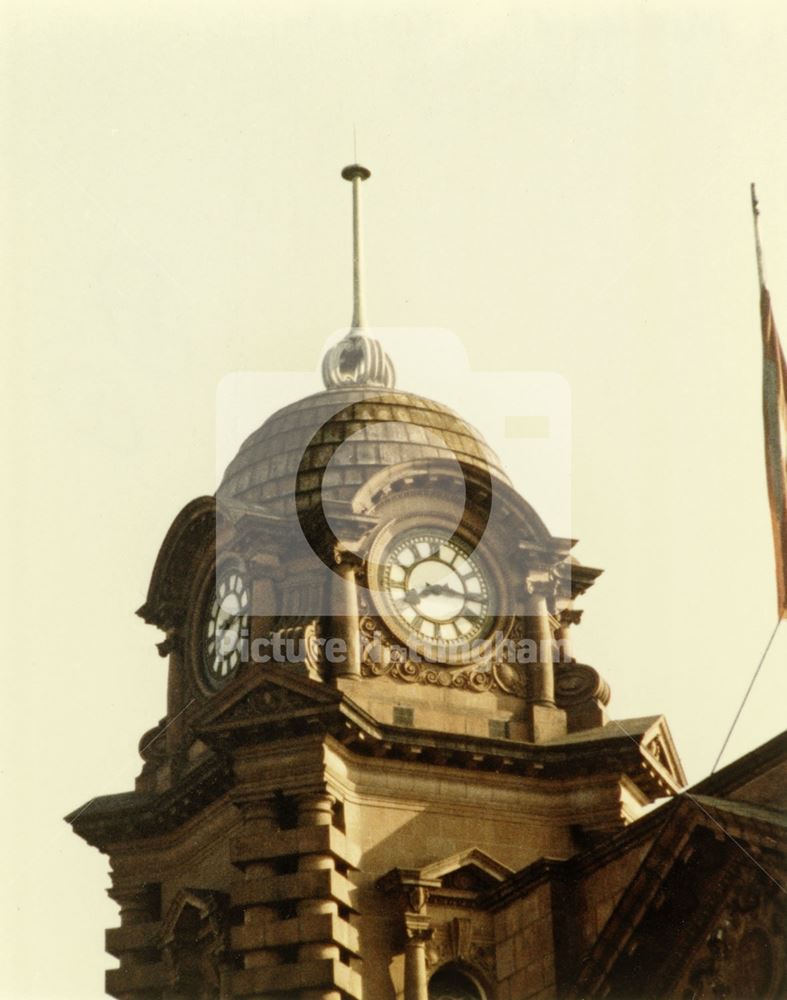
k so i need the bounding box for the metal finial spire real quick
[322,164,395,390]
[342,163,371,329]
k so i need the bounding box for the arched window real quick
[428,965,485,1000]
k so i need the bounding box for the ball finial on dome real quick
[322,330,395,389]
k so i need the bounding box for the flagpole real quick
[751,182,766,289]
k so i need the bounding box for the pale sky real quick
[2,2,787,996]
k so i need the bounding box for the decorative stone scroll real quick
[359,616,500,693]
[426,917,496,980]
[357,615,536,697]
[675,867,786,999]
[553,662,610,707]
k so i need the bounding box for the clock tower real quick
[68,166,692,1000]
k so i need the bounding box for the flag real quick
[759,282,787,618]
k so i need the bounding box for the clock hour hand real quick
[403,580,483,606]
[402,582,443,605]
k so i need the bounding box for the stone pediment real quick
[438,864,505,896]
[377,849,513,910]
[421,848,514,906]
[547,714,687,794]
[420,847,514,886]
[196,668,342,743]
[639,717,686,790]
[574,795,787,998]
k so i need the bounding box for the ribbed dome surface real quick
[217,387,509,517]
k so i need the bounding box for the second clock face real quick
[381,530,495,650]
[202,568,249,690]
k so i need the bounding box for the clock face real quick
[202,569,249,689]
[380,530,495,651]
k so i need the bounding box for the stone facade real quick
[67,324,785,998]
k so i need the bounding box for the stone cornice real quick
[65,753,233,852]
[690,728,787,799]
[482,789,787,919]
[200,678,678,796]
[65,673,684,853]
[480,856,570,913]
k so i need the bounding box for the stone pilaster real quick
[523,576,567,742]
[229,790,361,999]
[109,882,160,927]
[297,792,340,966]
[376,871,440,1000]
[231,800,282,972]
[105,882,166,999]
[403,925,432,1000]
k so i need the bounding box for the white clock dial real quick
[202,569,249,689]
[382,531,494,648]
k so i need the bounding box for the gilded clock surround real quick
[365,516,506,667]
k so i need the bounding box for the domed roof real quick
[217,386,510,517]
[219,166,511,520]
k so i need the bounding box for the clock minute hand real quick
[431,584,485,603]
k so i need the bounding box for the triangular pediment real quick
[377,849,514,915]
[548,714,687,795]
[575,795,787,998]
[638,716,687,789]
[421,848,514,894]
[196,667,342,739]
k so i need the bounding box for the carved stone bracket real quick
[377,868,442,946]
[138,718,169,765]
[525,573,559,602]
[558,608,584,628]
[407,885,430,914]
[157,627,184,657]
